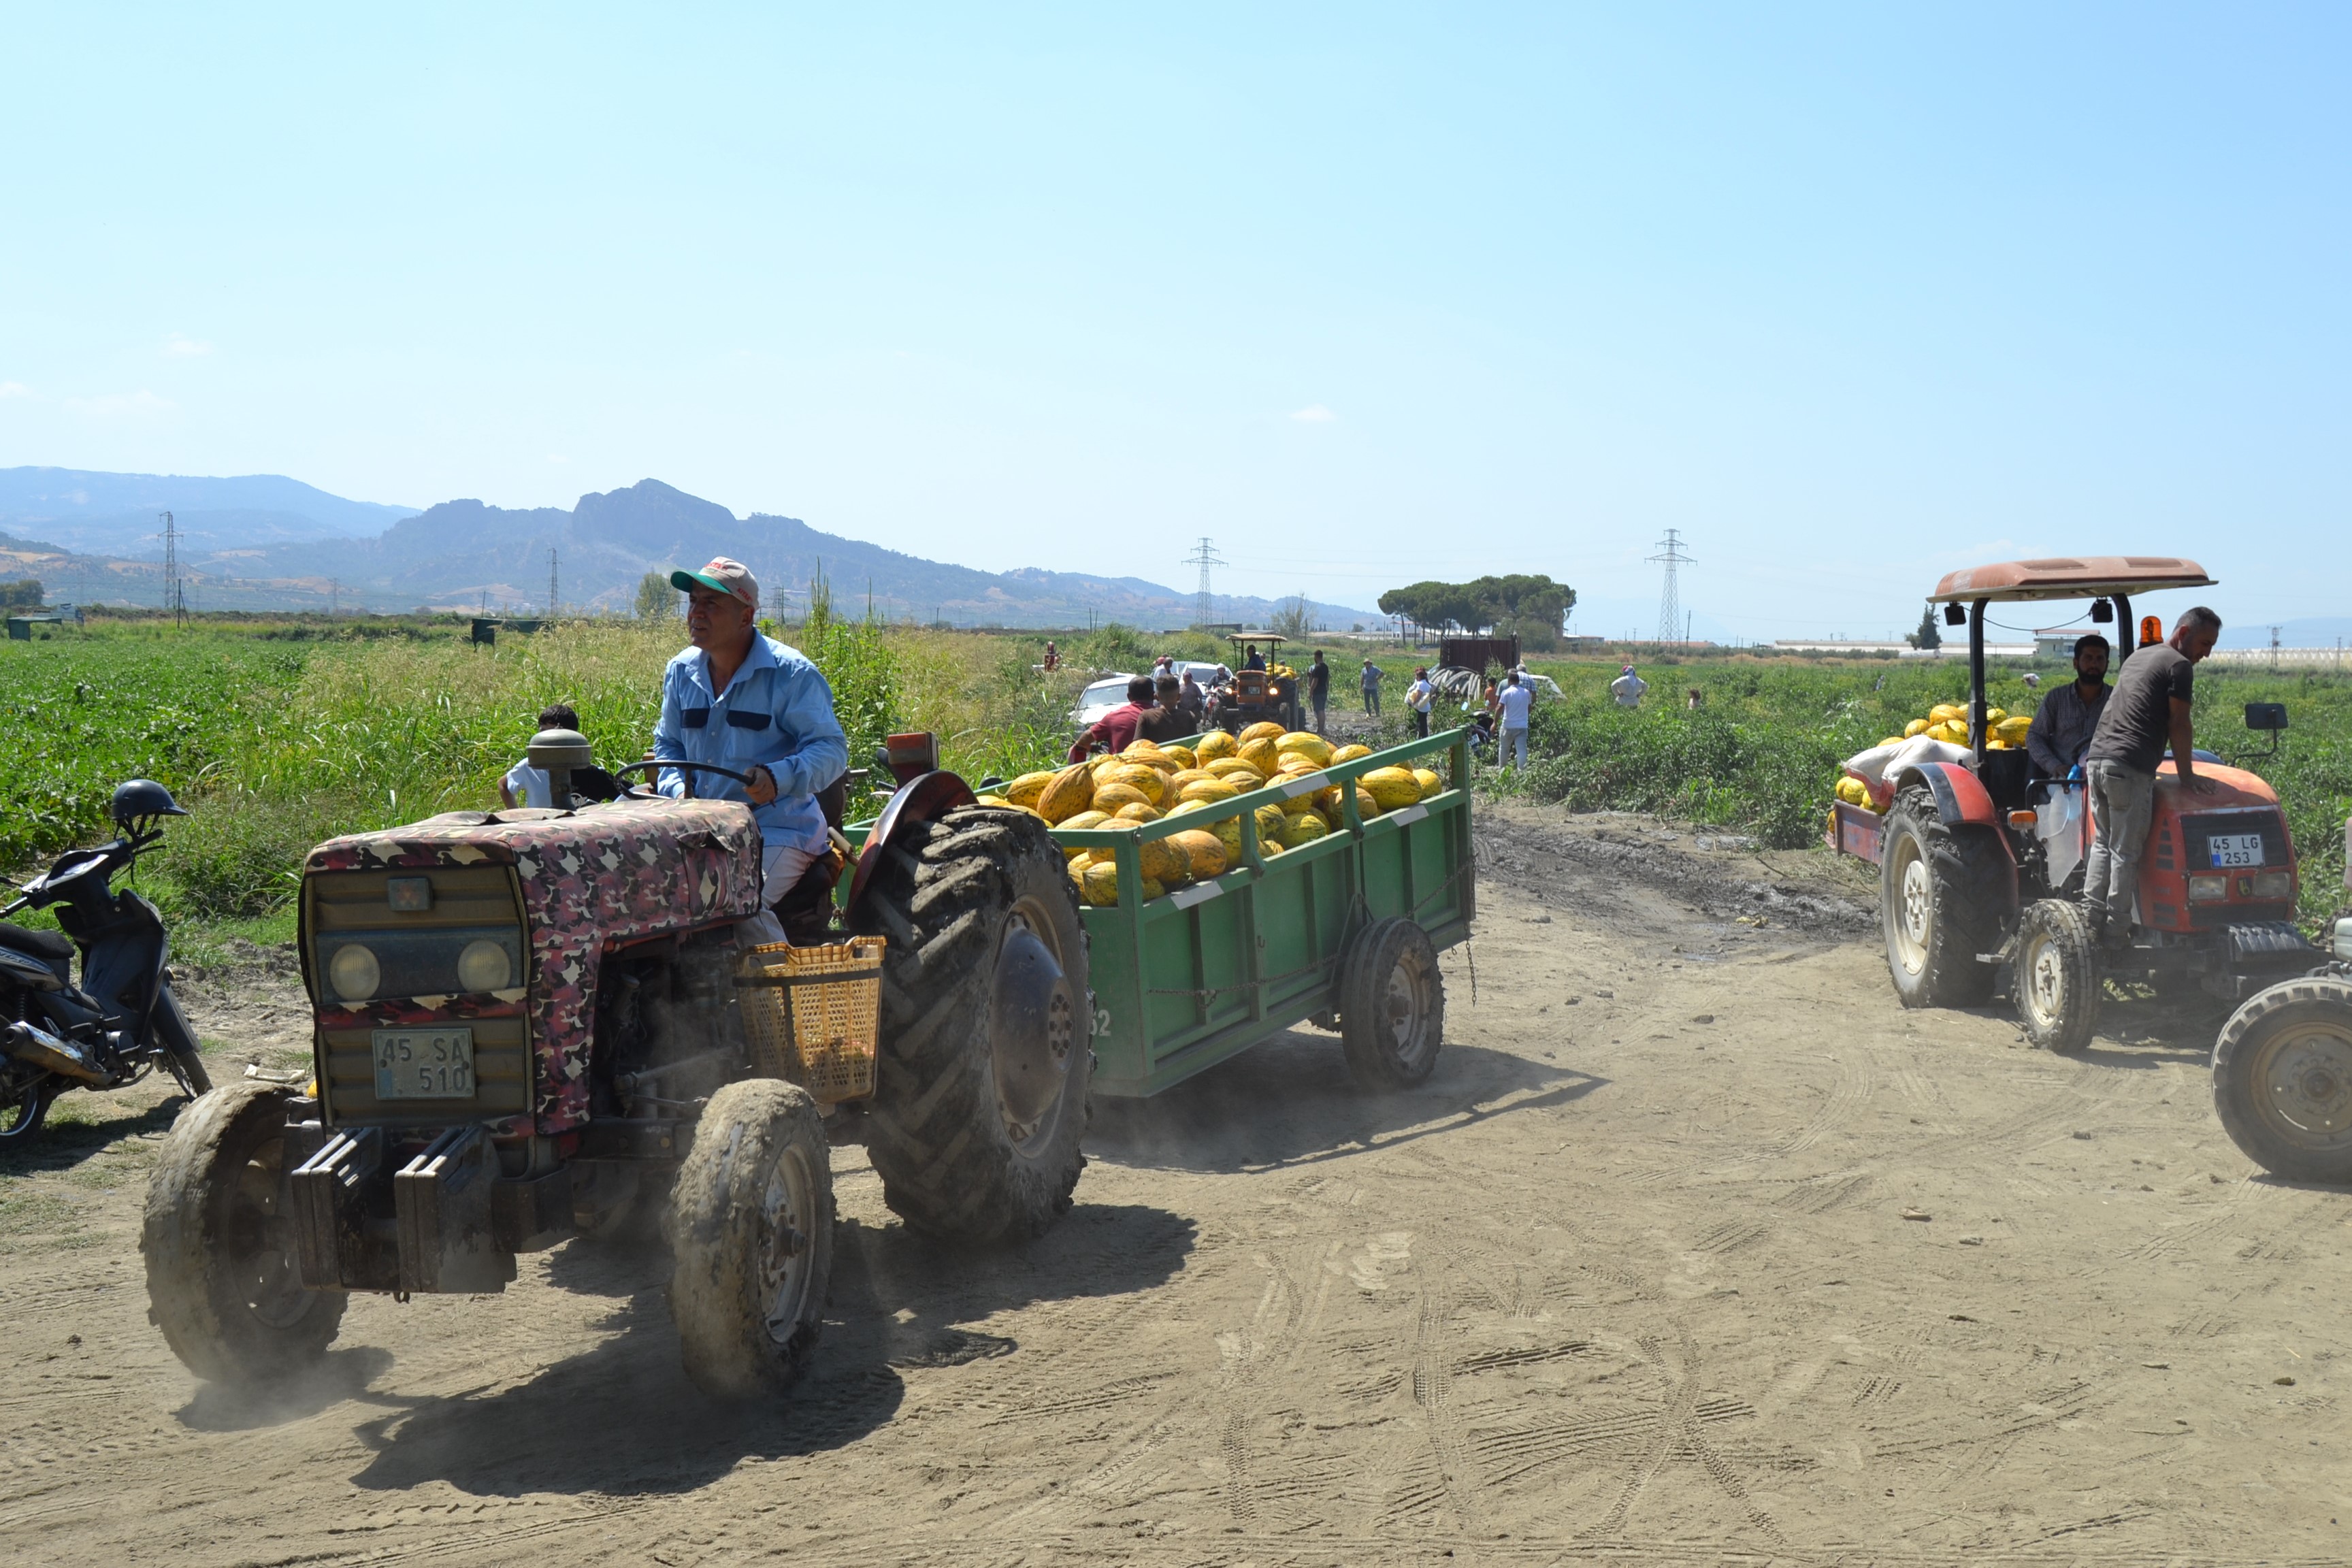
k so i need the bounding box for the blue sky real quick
[3,4,2345,637]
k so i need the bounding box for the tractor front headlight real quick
[455,938,513,993]
[2251,871,2293,901]
[328,943,381,1002]
[2187,875,2228,903]
[2332,917,2352,962]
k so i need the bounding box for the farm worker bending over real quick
[1494,671,1534,770]
[1610,665,1648,708]
[1069,676,1156,760]
[654,557,850,932]
[2078,607,2221,949]
[2025,633,2111,780]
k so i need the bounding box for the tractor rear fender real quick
[843,770,978,918]
[1890,760,2020,919]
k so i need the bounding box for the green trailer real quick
[850,728,1475,1097]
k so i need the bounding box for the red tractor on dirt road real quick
[1829,556,2318,1057]
[142,730,1090,1399]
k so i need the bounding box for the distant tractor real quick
[1213,632,1300,734]
[1829,557,2317,1056]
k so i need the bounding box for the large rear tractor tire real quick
[143,1080,344,1383]
[850,806,1091,1245]
[1879,789,2002,1009]
[669,1079,834,1399]
[1340,918,1446,1090]
[2013,899,2101,1054]
[2212,977,2352,1183]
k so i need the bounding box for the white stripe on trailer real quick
[1279,772,1329,798]
[1171,882,1224,909]
[1385,804,1429,826]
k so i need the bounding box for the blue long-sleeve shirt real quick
[652,634,849,855]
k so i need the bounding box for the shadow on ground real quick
[0,1096,187,1176]
[327,1199,1194,1498]
[1087,1028,1603,1173]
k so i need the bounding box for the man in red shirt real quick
[1068,676,1156,761]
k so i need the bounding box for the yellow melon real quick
[1275,732,1332,767]
[1328,743,1373,764]
[1205,756,1262,781]
[1036,763,1096,823]
[1103,764,1168,805]
[1203,813,1243,860]
[1411,767,1443,800]
[1278,789,1318,816]
[1164,745,1197,769]
[1090,781,1153,815]
[1056,809,1111,858]
[1179,777,1239,805]
[1122,738,1166,760]
[1237,736,1280,776]
[1252,803,1288,845]
[1239,721,1284,745]
[1929,703,1964,723]
[1194,730,1238,762]
[1140,877,1166,900]
[1903,718,1930,738]
[1139,834,1192,886]
[1362,766,1423,811]
[1169,768,1217,791]
[1167,828,1228,881]
[976,794,1011,808]
[1281,811,1330,849]
[1115,802,1163,823]
[1005,770,1058,808]
[1080,860,1122,906]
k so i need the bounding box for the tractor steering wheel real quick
[610,759,760,800]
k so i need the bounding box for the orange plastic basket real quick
[735,936,885,1104]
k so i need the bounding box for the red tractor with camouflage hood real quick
[1829,557,2317,1053]
[142,729,1090,1399]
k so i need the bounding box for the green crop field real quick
[7,619,2349,954]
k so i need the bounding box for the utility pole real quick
[328,578,340,617]
[1647,528,1693,648]
[158,511,186,626]
[547,549,560,619]
[1183,537,1226,627]
[2270,625,2281,672]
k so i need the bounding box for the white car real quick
[1071,674,1139,728]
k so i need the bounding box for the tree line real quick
[1376,574,1575,651]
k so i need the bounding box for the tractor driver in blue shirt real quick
[653,557,850,943]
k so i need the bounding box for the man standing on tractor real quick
[656,557,851,940]
[2078,606,2223,948]
[2025,632,2112,780]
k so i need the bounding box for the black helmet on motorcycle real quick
[110,779,189,826]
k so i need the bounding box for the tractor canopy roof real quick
[1929,555,2215,604]
[1226,632,1288,645]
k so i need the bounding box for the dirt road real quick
[5,800,2347,1565]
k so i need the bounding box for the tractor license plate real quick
[2208,833,2266,869]
[372,1028,476,1100]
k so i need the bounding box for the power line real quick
[1182,537,1226,625]
[157,510,186,626]
[1646,528,1694,646]
[547,548,560,619]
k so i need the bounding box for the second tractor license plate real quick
[372,1028,476,1100]
[2208,833,2266,869]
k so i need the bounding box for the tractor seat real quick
[0,923,74,963]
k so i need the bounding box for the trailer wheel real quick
[1340,918,1445,1090]
[2212,977,2352,1183]
[669,1079,834,1399]
[2014,900,2101,1053]
[1880,789,1999,1009]
[143,1080,344,1384]
[850,806,1091,1244]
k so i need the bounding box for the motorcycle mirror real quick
[1941,603,1967,627]
[2244,702,2289,733]
[110,779,189,826]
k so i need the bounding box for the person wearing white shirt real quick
[1406,667,1436,738]
[1609,665,1648,708]
[1494,672,1535,769]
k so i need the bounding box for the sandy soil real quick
[4,799,2347,1566]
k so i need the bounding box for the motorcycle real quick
[0,780,214,1141]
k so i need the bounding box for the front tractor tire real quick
[2212,977,2352,1183]
[1879,789,2002,1010]
[2014,899,2102,1054]
[851,805,1092,1245]
[142,1080,344,1384]
[669,1079,835,1399]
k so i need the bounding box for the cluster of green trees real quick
[1376,574,1575,651]
[0,578,44,610]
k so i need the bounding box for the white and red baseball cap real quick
[670,556,759,609]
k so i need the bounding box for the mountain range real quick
[0,467,1381,630]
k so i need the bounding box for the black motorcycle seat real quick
[0,924,74,962]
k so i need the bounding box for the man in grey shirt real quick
[2025,634,2111,779]
[2078,606,2221,947]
